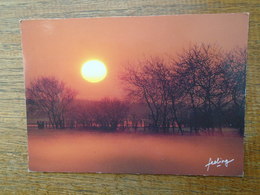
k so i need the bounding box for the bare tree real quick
[121,58,168,132]
[27,76,76,129]
[166,65,185,134]
[175,44,247,135]
[222,48,247,135]
[121,57,184,134]
[175,44,226,135]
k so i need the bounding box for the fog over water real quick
[28,128,243,176]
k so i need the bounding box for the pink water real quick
[28,128,243,176]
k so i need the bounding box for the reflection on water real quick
[28,128,243,176]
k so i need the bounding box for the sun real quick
[81,60,107,83]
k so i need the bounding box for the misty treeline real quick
[121,44,246,135]
[26,77,129,131]
[68,98,129,131]
[26,43,246,135]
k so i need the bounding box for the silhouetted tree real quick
[121,43,247,136]
[27,77,76,129]
[121,57,184,134]
[222,48,247,135]
[121,58,165,132]
[175,44,227,135]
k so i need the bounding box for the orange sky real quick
[21,14,249,100]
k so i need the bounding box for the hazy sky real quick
[21,13,249,100]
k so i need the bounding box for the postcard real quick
[21,13,249,176]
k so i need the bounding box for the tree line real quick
[68,98,129,131]
[120,44,246,135]
[26,43,246,135]
[26,79,130,131]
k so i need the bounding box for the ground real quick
[28,128,243,176]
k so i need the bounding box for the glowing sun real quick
[81,60,107,83]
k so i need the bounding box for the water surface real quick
[28,128,243,176]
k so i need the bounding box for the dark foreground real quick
[28,128,243,176]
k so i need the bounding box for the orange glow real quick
[81,60,107,83]
[21,14,249,100]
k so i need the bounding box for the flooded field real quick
[28,128,243,176]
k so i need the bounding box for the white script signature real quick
[205,157,234,171]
